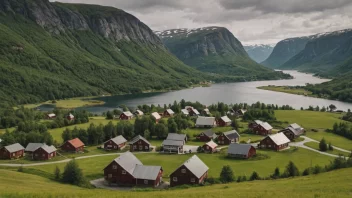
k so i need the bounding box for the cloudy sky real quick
[53,0,352,45]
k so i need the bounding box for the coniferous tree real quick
[220,165,235,183]
[249,171,260,181]
[319,138,328,151]
[284,161,300,177]
[54,166,61,180]
[62,160,83,185]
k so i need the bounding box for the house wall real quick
[135,169,163,187]
[130,140,150,152]
[0,148,24,159]
[104,141,126,150]
[104,161,135,185]
[217,134,231,145]
[170,165,208,187]
[61,142,84,153]
[196,133,212,142]
[258,137,288,151]
[254,125,272,136]
[119,114,132,120]
[202,144,216,153]
[32,148,56,160]
[217,120,231,127]
[163,145,182,153]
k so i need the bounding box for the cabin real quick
[202,140,218,153]
[253,122,273,136]
[189,108,200,117]
[248,120,263,129]
[104,152,163,187]
[104,135,127,151]
[202,109,210,116]
[181,109,189,116]
[151,112,161,123]
[195,117,216,128]
[134,110,144,117]
[32,145,57,160]
[196,130,217,142]
[67,113,75,121]
[0,143,25,159]
[119,111,133,120]
[60,138,85,153]
[46,113,56,119]
[227,143,256,159]
[166,133,187,143]
[164,109,175,117]
[25,143,45,154]
[218,130,240,145]
[235,109,247,116]
[217,116,232,127]
[170,155,209,187]
[129,135,151,152]
[279,123,305,140]
[258,132,290,151]
[162,140,184,153]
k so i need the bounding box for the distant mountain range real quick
[243,44,275,63]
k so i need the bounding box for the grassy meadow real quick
[304,142,351,157]
[258,86,315,97]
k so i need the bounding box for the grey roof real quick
[220,116,231,123]
[181,109,189,115]
[106,135,127,145]
[25,143,45,152]
[135,110,144,115]
[132,165,162,180]
[260,122,273,130]
[165,109,175,115]
[38,145,57,153]
[227,143,253,155]
[268,132,291,145]
[4,143,24,153]
[254,120,263,124]
[196,116,216,126]
[182,155,209,178]
[289,123,302,130]
[151,112,161,120]
[129,135,151,145]
[223,130,240,140]
[162,139,184,146]
[202,130,217,138]
[123,111,133,117]
[167,133,186,141]
[192,109,200,115]
[203,109,210,114]
[205,140,218,149]
[282,127,303,136]
[113,152,143,175]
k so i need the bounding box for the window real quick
[139,146,143,150]
[191,178,195,183]
[144,180,148,184]
[122,170,126,174]
[133,145,137,149]
[181,169,186,173]
[173,177,178,182]
[42,154,45,157]
[12,153,15,156]
[108,174,112,178]
[35,154,38,157]
[145,146,148,150]
[112,165,117,169]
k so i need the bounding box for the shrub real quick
[271,167,280,179]
[312,165,323,174]
[62,160,83,185]
[328,142,333,151]
[249,171,260,181]
[206,177,221,184]
[54,166,61,180]
[284,161,299,177]
[220,165,235,183]
[302,168,311,176]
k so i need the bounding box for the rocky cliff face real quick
[244,44,275,63]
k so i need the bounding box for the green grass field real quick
[305,131,352,151]
[304,142,351,157]
[1,167,351,198]
[258,86,315,97]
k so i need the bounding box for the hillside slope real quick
[244,44,275,63]
[156,27,290,79]
[0,0,205,105]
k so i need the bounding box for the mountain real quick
[244,44,275,63]
[0,0,206,105]
[156,27,290,79]
[261,36,313,68]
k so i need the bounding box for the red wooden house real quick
[32,145,57,160]
[129,135,151,152]
[67,113,75,121]
[217,130,240,145]
[151,112,161,123]
[279,123,305,140]
[134,110,144,117]
[104,152,163,187]
[60,138,85,153]
[248,120,263,129]
[104,135,127,151]
[0,143,25,159]
[163,109,175,117]
[25,143,45,154]
[189,108,200,117]
[119,111,133,120]
[258,132,290,151]
[46,113,56,119]
[227,143,256,159]
[217,116,232,127]
[202,140,218,153]
[196,130,217,142]
[253,122,273,136]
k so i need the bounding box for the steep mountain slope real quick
[156,27,290,79]
[0,0,205,104]
[281,29,352,74]
[244,44,275,63]
[261,36,313,68]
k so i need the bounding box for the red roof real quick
[68,138,85,148]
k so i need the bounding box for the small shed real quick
[67,113,75,121]
[164,109,175,117]
[181,109,189,116]
[151,112,161,123]
[134,110,144,116]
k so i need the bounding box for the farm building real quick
[67,113,75,121]
[196,130,217,142]
[170,155,209,187]
[32,145,57,160]
[258,132,290,151]
[195,117,216,128]
[164,109,175,117]
[162,140,184,153]
[134,110,144,116]
[202,109,210,116]
[46,113,56,119]
[104,135,127,151]
[119,111,134,120]
[104,152,163,187]
[60,138,85,153]
[151,112,161,123]
[181,109,189,116]
[217,116,232,127]
[279,123,305,140]
[218,130,240,145]
[253,121,273,136]
[129,135,151,152]
[0,143,25,159]
[202,140,218,153]
[25,143,46,154]
[227,143,256,159]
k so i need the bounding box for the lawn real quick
[258,86,315,97]
[304,142,351,157]
[305,131,352,151]
[1,166,352,198]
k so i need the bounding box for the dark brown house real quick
[46,113,56,119]
[196,130,217,142]
[67,113,75,121]
[189,108,200,117]
[170,155,209,187]
[104,152,163,187]
[163,109,175,117]
[279,123,305,140]
[119,111,133,120]
[129,135,151,152]
[32,145,57,160]
[0,143,25,159]
[258,132,290,151]
[253,121,273,136]
[217,130,240,145]
[104,135,127,151]
[25,143,45,154]
[217,116,232,127]
[151,112,161,123]
[248,120,263,129]
[60,138,85,153]
[227,143,256,159]
[202,140,218,153]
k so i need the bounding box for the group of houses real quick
[103,152,209,188]
[195,115,232,128]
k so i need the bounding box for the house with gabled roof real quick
[202,109,210,116]
[162,140,184,153]
[227,143,256,159]
[258,132,290,151]
[0,143,25,159]
[119,111,133,120]
[25,143,45,154]
[189,108,200,117]
[166,133,187,143]
[217,116,232,127]
[32,145,57,160]
[251,120,273,136]
[248,120,263,129]
[195,116,216,128]
[218,130,240,145]
[67,113,75,121]
[46,113,56,119]
[60,138,85,153]
[170,155,209,187]
[163,109,175,117]
[196,130,217,142]
[134,110,144,116]
[129,135,151,152]
[104,152,163,187]
[181,109,189,116]
[151,112,161,123]
[279,123,305,140]
[202,140,218,153]
[104,135,127,151]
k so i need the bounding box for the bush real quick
[62,160,84,185]
[328,142,334,151]
[249,171,260,181]
[271,167,280,179]
[302,168,311,176]
[319,138,328,151]
[283,161,299,177]
[206,177,221,184]
[17,165,24,172]
[312,165,323,174]
[54,166,61,180]
[220,165,235,183]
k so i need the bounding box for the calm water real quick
[40,71,352,113]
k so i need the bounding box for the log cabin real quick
[253,122,273,136]
[32,145,57,160]
[202,140,218,153]
[25,143,45,154]
[129,135,151,152]
[119,111,134,120]
[195,116,216,128]
[217,116,232,127]
[151,112,161,123]
[227,143,256,159]
[170,155,209,187]
[258,132,290,151]
[279,123,305,140]
[104,152,163,187]
[0,143,25,159]
[218,130,240,145]
[163,109,175,117]
[60,138,85,153]
[196,130,217,142]
[104,135,127,151]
